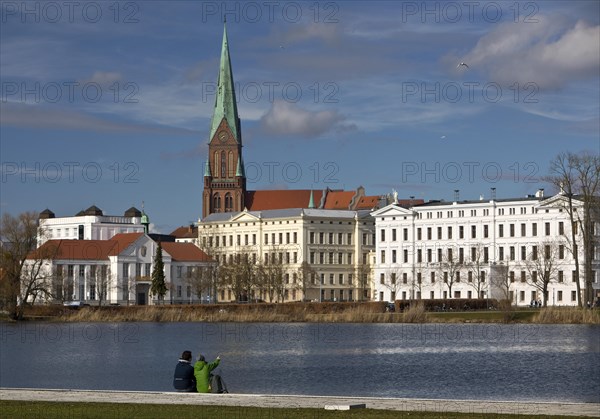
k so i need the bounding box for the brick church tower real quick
[202,23,246,218]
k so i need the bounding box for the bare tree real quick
[220,252,257,302]
[382,266,403,301]
[524,240,563,307]
[355,252,372,301]
[297,261,317,301]
[0,211,56,319]
[465,244,488,299]
[547,151,600,306]
[436,247,464,299]
[490,261,513,304]
[186,265,216,303]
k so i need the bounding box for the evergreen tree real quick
[150,242,167,304]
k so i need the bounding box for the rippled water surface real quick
[1,322,598,402]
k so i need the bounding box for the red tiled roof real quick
[244,190,324,211]
[28,233,144,261]
[170,226,198,239]
[109,233,144,255]
[161,242,213,262]
[323,191,355,209]
[356,195,381,210]
[28,240,118,260]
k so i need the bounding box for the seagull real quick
[457,62,469,68]
[441,135,446,139]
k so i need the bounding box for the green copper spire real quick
[235,155,245,177]
[204,160,212,177]
[308,190,315,209]
[209,23,240,144]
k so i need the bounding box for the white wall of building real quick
[372,194,600,307]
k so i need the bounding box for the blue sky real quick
[1,1,599,233]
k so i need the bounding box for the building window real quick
[558,271,564,282]
[459,226,464,239]
[447,226,452,239]
[225,193,233,211]
[381,250,386,264]
[510,224,515,237]
[381,229,386,241]
[499,247,504,261]
[392,229,396,241]
[392,250,397,263]
[483,225,489,238]
[559,245,565,259]
[545,222,550,236]
[427,227,432,240]
[532,223,537,236]
[558,222,564,235]
[521,223,526,237]
[471,225,476,239]
[380,273,385,284]
[403,250,408,263]
[499,224,504,237]
[403,229,408,240]
[521,246,527,261]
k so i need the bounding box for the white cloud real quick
[0,102,197,135]
[259,101,352,138]
[460,16,600,90]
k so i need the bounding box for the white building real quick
[372,192,600,307]
[38,206,148,245]
[25,233,215,305]
[198,208,376,302]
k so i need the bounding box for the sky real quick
[1,0,599,234]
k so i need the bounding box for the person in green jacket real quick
[194,354,220,393]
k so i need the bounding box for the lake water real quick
[1,322,598,403]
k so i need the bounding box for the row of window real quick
[381,289,579,303]
[309,231,355,245]
[204,231,299,247]
[378,270,596,285]
[379,243,585,264]
[380,221,572,243]
[380,271,487,285]
[413,206,537,220]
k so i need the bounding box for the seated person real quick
[194,353,220,393]
[173,350,196,392]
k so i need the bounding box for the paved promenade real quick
[1,388,599,417]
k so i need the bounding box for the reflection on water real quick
[1,322,598,403]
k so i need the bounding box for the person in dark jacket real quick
[173,350,196,392]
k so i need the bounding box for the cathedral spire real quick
[209,22,240,144]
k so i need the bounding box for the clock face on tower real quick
[218,131,228,142]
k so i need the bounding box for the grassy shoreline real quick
[2,302,599,324]
[0,400,588,419]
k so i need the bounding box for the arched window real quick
[214,152,219,178]
[213,193,221,212]
[228,151,234,178]
[221,151,226,178]
[225,193,233,211]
